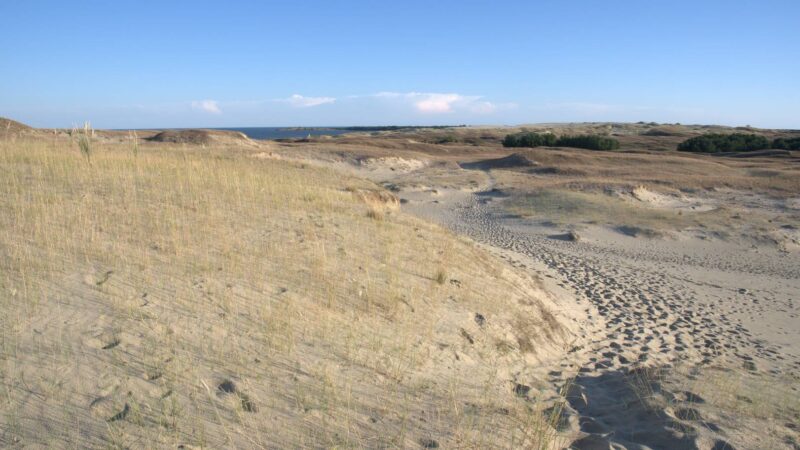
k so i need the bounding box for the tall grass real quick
[74,121,93,163]
[129,129,139,157]
[0,136,570,448]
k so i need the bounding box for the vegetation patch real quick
[147,129,250,145]
[147,129,214,144]
[676,133,770,153]
[503,132,620,151]
[555,135,621,151]
[502,132,558,148]
[504,188,720,232]
[0,136,573,448]
[772,137,800,150]
[1,117,32,133]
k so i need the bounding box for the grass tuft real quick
[435,268,447,285]
[75,121,93,164]
[366,206,384,221]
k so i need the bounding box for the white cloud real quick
[281,94,336,108]
[191,100,221,114]
[376,92,468,114]
[183,92,509,121]
[415,93,464,113]
[373,92,485,114]
[373,92,404,98]
[368,92,517,115]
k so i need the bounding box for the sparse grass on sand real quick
[502,187,734,235]
[629,363,800,449]
[0,137,574,448]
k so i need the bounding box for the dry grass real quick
[501,187,737,235]
[628,364,800,449]
[350,187,399,222]
[273,125,799,242]
[478,147,800,237]
[0,136,575,448]
[486,146,800,195]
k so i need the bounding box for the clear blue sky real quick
[1,0,798,128]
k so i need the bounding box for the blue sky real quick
[1,0,798,128]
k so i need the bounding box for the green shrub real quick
[502,132,557,148]
[676,133,770,153]
[502,132,620,150]
[435,134,458,144]
[555,135,621,150]
[772,137,800,150]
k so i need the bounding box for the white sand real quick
[356,160,800,450]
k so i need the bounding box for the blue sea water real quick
[217,127,354,140]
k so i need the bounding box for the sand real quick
[3,122,799,449]
[0,132,592,449]
[320,132,800,449]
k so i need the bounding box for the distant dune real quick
[147,128,251,145]
[0,117,33,135]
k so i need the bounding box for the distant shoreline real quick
[109,125,467,140]
[222,125,466,140]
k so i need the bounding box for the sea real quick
[217,127,356,140]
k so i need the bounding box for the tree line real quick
[501,131,800,153]
[677,133,800,153]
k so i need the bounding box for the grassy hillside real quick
[0,136,576,448]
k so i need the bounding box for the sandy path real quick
[400,174,800,449]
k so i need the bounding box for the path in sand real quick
[401,175,800,450]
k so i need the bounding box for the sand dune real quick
[2,122,799,448]
[297,124,800,449]
[147,129,254,145]
[0,129,585,449]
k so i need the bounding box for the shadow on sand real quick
[566,367,713,450]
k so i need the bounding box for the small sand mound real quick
[147,129,251,145]
[148,129,214,144]
[766,226,800,252]
[631,186,667,203]
[461,152,539,170]
[630,186,716,212]
[357,156,427,172]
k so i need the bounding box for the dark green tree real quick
[772,137,800,150]
[677,133,770,153]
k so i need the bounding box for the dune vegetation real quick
[1,120,799,449]
[0,132,577,448]
[502,132,620,151]
[772,137,800,150]
[677,133,771,153]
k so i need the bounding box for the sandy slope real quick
[4,123,799,449]
[344,151,800,449]
[0,135,590,449]
[269,126,800,449]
